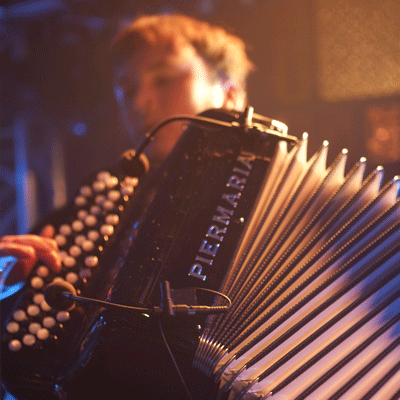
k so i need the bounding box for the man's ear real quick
[222,84,246,111]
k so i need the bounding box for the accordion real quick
[1,108,400,400]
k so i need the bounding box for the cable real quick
[188,287,232,309]
[158,319,193,400]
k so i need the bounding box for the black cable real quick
[158,319,194,400]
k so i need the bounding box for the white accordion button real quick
[84,214,97,227]
[55,234,67,247]
[13,309,27,322]
[36,328,50,341]
[6,321,19,334]
[9,339,22,352]
[124,176,138,187]
[43,316,56,329]
[81,240,95,252]
[102,200,115,211]
[107,190,121,202]
[33,293,45,305]
[28,322,41,335]
[93,180,106,192]
[85,255,98,268]
[74,195,87,207]
[66,272,79,285]
[22,334,36,346]
[121,185,134,196]
[63,255,76,268]
[100,224,114,236]
[27,304,41,317]
[79,268,92,279]
[90,205,102,216]
[59,224,72,236]
[31,276,44,289]
[77,209,89,220]
[87,230,100,242]
[69,245,82,257]
[95,194,106,205]
[74,234,86,246]
[56,311,70,323]
[36,265,49,278]
[105,176,119,189]
[80,185,92,197]
[97,171,110,181]
[71,220,84,232]
[105,214,119,226]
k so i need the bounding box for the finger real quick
[40,225,55,239]
[36,248,62,273]
[1,235,59,252]
[0,243,36,260]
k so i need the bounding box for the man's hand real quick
[0,225,61,285]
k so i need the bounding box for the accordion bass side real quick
[1,108,400,400]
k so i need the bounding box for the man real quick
[0,14,253,288]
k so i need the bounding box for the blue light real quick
[72,122,87,136]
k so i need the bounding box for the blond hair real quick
[109,14,254,90]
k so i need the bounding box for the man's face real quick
[113,42,227,162]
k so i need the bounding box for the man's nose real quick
[133,83,154,115]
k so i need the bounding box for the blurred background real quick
[1,0,400,236]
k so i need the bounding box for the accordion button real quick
[33,293,45,305]
[85,255,98,268]
[22,334,36,346]
[124,176,138,187]
[79,268,92,279]
[36,328,50,341]
[107,190,121,202]
[59,224,72,236]
[77,209,89,220]
[121,185,134,196]
[93,180,106,192]
[13,309,27,322]
[9,339,22,352]
[27,304,41,317]
[43,316,56,329]
[31,276,44,289]
[74,195,87,207]
[80,185,92,197]
[84,215,97,227]
[102,200,115,211]
[63,255,76,268]
[6,321,20,334]
[72,220,84,232]
[81,240,95,252]
[69,245,82,257]
[100,224,114,236]
[105,214,119,226]
[66,272,79,285]
[97,171,110,181]
[56,311,70,323]
[28,322,41,335]
[105,176,119,189]
[87,230,101,242]
[74,234,86,246]
[36,265,49,278]
[95,194,106,205]
[90,205,102,216]
[55,234,67,247]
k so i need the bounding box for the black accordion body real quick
[2,108,400,400]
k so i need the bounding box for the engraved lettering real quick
[237,154,255,170]
[212,206,233,226]
[199,240,220,257]
[222,193,241,208]
[233,167,250,177]
[195,256,213,265]
[188,264,207,281]
[206,225,227,242]
[226,175,247,191]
